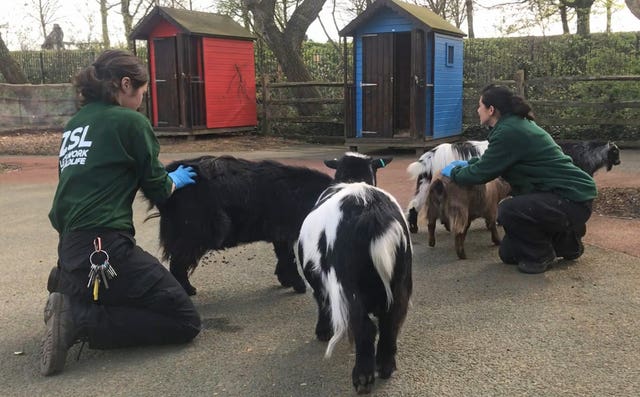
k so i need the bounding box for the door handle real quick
[360,82,378,87]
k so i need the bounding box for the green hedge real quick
[5,33,639,142]
[7,33,638,85]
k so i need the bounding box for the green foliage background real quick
[4,32,639,141]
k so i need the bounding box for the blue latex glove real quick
[169,165,197,190]
[441,160,469,178]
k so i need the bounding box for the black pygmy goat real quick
[557,141,621,176]
[153,155,333,295]
[296,152,412,394]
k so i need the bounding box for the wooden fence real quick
[258,76,344,135]
[463,72,640,127]
[260,73,640,139]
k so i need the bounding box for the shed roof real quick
[340,0,465,37]
[130,6,255,41]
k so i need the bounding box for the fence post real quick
[514,69,525,98]
[261,74,270,135]
[39,52,46,84]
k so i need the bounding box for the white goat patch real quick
[369,220,406,308]
[298,184,370,273]
[324,267,348,358]
[344,151,369,159]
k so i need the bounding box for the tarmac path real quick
[1,147,638,396]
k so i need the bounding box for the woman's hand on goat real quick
[169,165,198,190]
[441,160,469,177]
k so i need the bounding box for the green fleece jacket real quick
[450,114,597,203]
[49,102,173,234]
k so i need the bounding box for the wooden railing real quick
[258,76,344,135]
[463,72,640,127]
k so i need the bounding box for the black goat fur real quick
[558,141,621,176]
[151,155,333,295]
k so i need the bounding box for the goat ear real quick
[324,159,339,169]
[373,157,393,169]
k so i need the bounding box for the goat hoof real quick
[277,273,306,293]
[277,276,292,288]
[377,362,397,379]
[315,324,332,341]
[376,353,397,379]
[292,281,306,294]
[316,330,332,342]
[352,370,375,394]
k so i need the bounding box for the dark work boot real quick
[498,235,518,265]
[553,230,585,261]
[40,292,76,376]
[518,256,556,274]
[560,240,584,261]
[47,266,60,294]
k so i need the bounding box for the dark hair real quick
[480,84,535,121]
[74,49,148,106]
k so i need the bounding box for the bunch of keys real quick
[87,237,117,301]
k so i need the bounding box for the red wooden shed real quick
[130,6,257,136]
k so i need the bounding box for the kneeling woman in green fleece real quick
[41,49,201,376]
[442,84,597,274]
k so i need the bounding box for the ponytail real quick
[480,84,535,121]
[73,49,148,106]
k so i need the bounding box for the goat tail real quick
[407,178,430,213]
[406,160,428,179]
[324,268,349,358]
[429,178,446,201]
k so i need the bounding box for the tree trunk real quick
[561,0,595,36]
[576,6,591,36]
[244,0,327,116]
[100,0,111,48]
[465,0,474,38]
[0,34,28,84]
[605,0,612,33]
[560,6,570,34]
[121,0,135,51]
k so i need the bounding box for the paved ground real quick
[1,146,639,396]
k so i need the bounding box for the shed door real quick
[362,33,393,137]
[154,37,180,127]
[410,29,427,137]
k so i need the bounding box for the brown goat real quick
[426,175,511,259]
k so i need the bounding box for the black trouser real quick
[56,230,201,349]
[497,192,592,265]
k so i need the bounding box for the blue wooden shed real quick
[340,0,466,151]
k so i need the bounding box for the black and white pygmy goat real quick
[296,152,413,394]
[406,140,488,233]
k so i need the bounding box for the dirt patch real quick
[0,130,308,156]
[593,187,640,219]
[0,162,21,173]
[0,131,61,155]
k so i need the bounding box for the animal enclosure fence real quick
[463,71,640,140]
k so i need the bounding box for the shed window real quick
[445,43,455,67]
